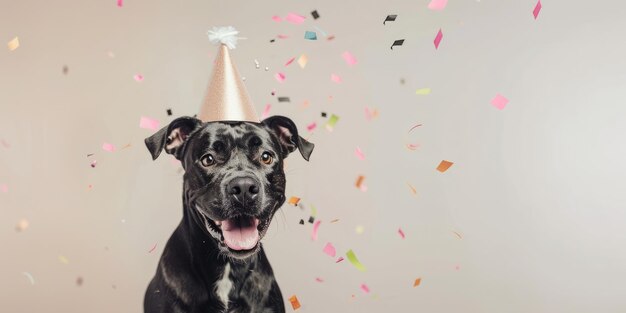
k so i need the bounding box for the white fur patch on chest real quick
[214,263,233,310]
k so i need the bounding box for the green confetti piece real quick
[346,249,366,272]
[311,205,317,218]
[325,114,340,131]
[415,88,431,95]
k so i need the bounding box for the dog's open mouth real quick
[196,205,268,253]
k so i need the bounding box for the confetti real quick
[58,255,69,264]
[16,219,29,232]
[453,231,463,239]
[436,160,454,173]
[391,39,405,50]
[355,225,365,234]
[398,228,406,239]
[533,0,542,19]
[428,0,448,10]
[272,15,282,22]
[355,147,365,160]
[323,242,336,257]
[331,74,342,83]
[336,257,344,263]
[7,37,19,51]
[310,205,317,218]
[134,74,144,82]
[76,276,84,286]
[312,221,321,241]
[275,72,286,82]
[285,57,295,66]
[308,216,315,224]
[491,94,509,110]
[261,104,271,120]
[297,54,308,68]
[299,219,305,225]
[311,10,320,19]
[406,143,419,150]
[278,97,290,103]
[365,107,379,121]
[313,25,328,37]
[148,243,157,253]
[360,284,370,294]
[286,13,306,24]
[383,15,397,25]
[355,175,367,191]
[407,183,417,195]
[327,35,335,41]
[330,219,340,223]
[1,184,8,193]
[288,295,301,310]
[90,160,97,168]
[304,31,317,40]
[22,272,34,285]
[1,139,10,148]
[321,112,327,117]
[166,108,173,116]
[306,122,317,132]
[325,114,340,131]
[62,65,69,75]
[315,277,324,282]
[408,123,423,133]
[415,88,431,95]
[342,51,357,66]
[288,197,301,206]
[139,116,160,130]
[116,0,123,7]
[346,249,367,272]
[102,143,116,152]
[434,29,443,49]
[413,278,422,287]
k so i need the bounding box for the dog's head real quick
[145,115,314,259]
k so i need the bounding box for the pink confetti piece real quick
[330,74,342,83]
[312,220,321,241]
[355,147,365,160]
[134,74,144,82]
[285,57,296,66]
[427,0,448,10]
[275,72,286,82]
[336,257,344,263]
[434,29,443,49]
[271,15,282,22]
[323,242,336,257]
[0,139,10,148]
[102,143,116,152]
[365,107,379,121]
[342,51,357,66]
[1,184,8,193]
[533,0,542,19]
[286,13,306,24]
[117,0,123,7]
[90,160,97,168]
[360,284,370,294]
[261,104,271,120]
[406,143,420,150]
[306,122,317,132]
[277,34,289,39]
[491,94,509,110]
[148,243,157,253]
[398,228,406,239]
[139,116,160,131]
[315,277,324,283]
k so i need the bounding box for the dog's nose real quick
[227,177,260,201]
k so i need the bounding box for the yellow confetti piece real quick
[346,249,367,272]
[310,205,317,217]
[289,295,301,310]
[355,225,365,234]
[58,255,69,264]
[415,88,431,95]
[297,54,308,68]
[288,197,300,206]
[436,160,454,173]
[15,218,29,232]
[7,37,19,51]
[413,277,422,287]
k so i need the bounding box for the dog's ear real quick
[262,115,314,161]
[144,116,202,160]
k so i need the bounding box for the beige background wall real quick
[2,0,626,312]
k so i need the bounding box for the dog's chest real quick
[214,263,233,310]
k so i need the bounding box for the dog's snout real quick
[228,177,260,200]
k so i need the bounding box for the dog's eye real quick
[200,154,215,167]
[261,152,273,165]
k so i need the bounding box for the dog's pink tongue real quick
[221,217,260,251]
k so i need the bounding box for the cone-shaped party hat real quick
[198,26,259,123]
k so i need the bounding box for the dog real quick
[143,115,314,313]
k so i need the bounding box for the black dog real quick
[143,115,314,313]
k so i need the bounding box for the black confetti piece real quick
[278,97,290,103]
[383,15,397,25]
[311,10,320,19]
[308,216,315,224]
[166,108,172,116]
[391,39,405,50]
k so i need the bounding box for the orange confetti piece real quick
[406,183,417,195]
[7,37,19,51]
[289,295,301,310]
[414,278,422,287]
[436,160,454,173]
[288,197,301,206]
[355,175,366,191]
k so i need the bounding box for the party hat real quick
[198,26,259,123]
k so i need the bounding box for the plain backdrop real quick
[1,0,626,312]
